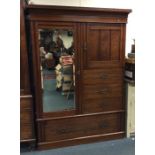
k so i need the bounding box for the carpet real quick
[21,138,135,155]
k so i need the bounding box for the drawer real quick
[20,110,32,124]
[20,96,34,140]
[20,123,33,140]
[83,83,123,100]
[82,97,123,113]
[20,96,32,110]
[82,68,123,85]
[41,113,124,142]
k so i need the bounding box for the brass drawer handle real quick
[95,88,108,94]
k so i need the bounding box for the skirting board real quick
[37,131,125,150]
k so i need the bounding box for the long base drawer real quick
[37,112,125,143]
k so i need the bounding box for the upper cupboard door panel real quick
[85,24,124,69]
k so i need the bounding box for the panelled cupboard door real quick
[31,22,81,117]
[84,23,125,69]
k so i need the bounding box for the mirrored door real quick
[38,28,76,113]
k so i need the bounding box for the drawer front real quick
[20,96,32,110]
[42,113,124,142]
[20,110,32,124]
[82,68,123,85]
[20,96,33,124]
[83,83,123,100]
[82,97,123,113]
[20,96,34,141]
[20,123,33,140]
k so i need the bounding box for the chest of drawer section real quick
[81,68,124,113]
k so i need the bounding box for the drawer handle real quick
[100,102,108,107]
[100,74,108,79]
[99,122,108,129]
[56,128,72,134]
[95,88,108,94]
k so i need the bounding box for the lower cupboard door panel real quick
[40,113,124,142]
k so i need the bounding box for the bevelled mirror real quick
[38,28,76,113]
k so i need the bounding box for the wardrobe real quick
[24,4,131,149]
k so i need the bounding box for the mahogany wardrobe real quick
[21,3,131,149]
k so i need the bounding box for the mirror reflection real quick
[39,29,75,113]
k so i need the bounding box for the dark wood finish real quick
[20,124,33,140]
[38,132,125,150]
[20,96,35,143]
[36,111,125,149]
[25,4,131,149]
[20,98,33,126]
[83,83,123,99]
[20,0,36,146]
[20,0,30,94]
[41,112,124,142]
[84,23,123,69]
[82,97,123,113]
[26,5,131,24]
[82,68,123,85]
[30,21,80,118]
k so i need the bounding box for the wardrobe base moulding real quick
[38,132,125,150]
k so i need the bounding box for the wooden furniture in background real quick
[125,56,135,137]
[126,82,135,138]
[20,0,36,147]
[25,4,131,149]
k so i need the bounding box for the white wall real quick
[30,0,136,55]
[29,0,81,6]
